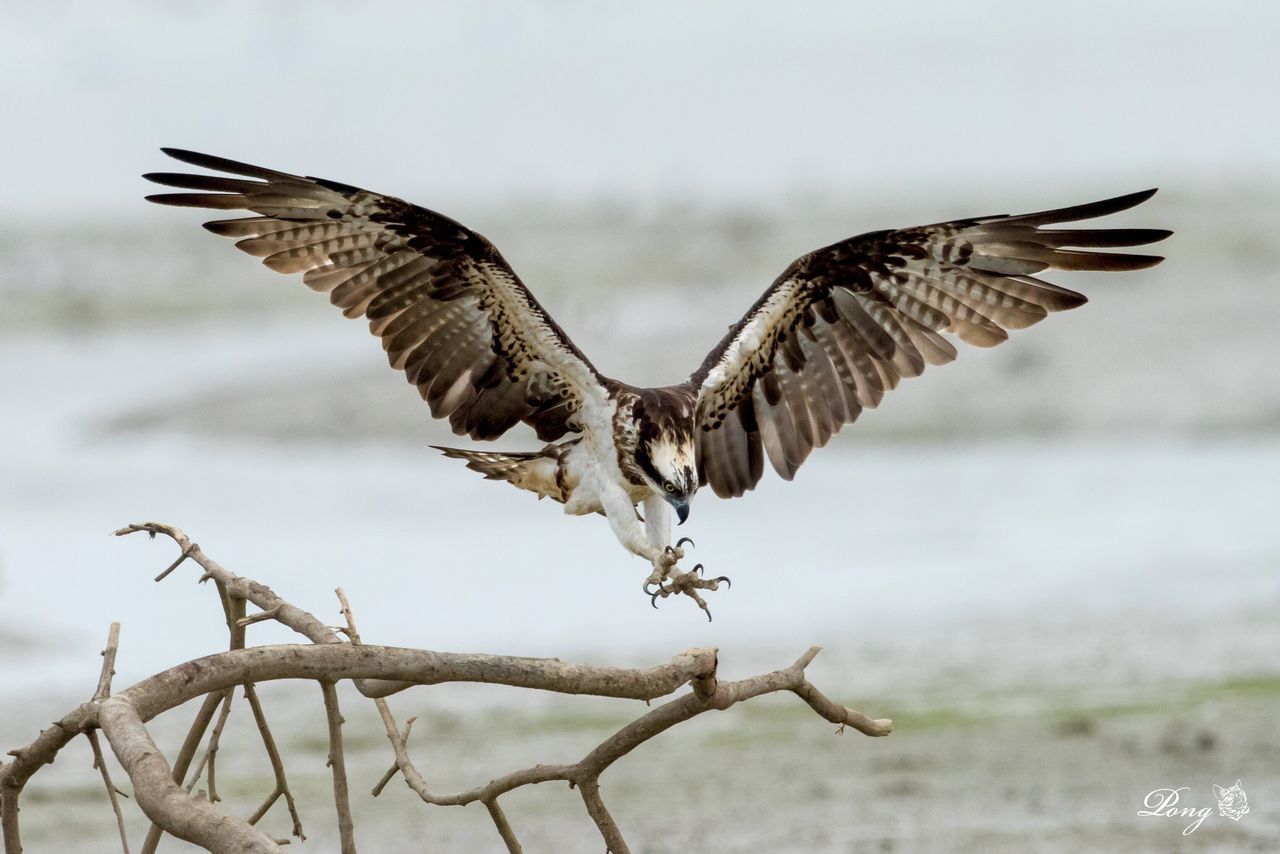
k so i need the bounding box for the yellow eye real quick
[664,482,675,493]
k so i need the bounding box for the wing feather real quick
[692,189,1168,498]
[145,149,607,441]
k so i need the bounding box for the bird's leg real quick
[602,484,670,569]
[639,495,690,588]
[642,495,681,574]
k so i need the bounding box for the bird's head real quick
[637,434,697,523]
[632,391,699,524]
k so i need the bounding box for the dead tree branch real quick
[0,522,892,852]
[243,684,306,838]
[114,522,409,699]
[86,622,132,853]
[99,697,280,853]
[88,730,130,854]
[320,681,357,854]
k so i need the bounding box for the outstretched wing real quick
[145,148,606,442]
[691,190,1170,498]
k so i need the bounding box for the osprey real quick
[145,149,1169,616]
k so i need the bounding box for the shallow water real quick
[0,319,1276,701]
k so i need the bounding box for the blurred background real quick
[1,2,1277,850]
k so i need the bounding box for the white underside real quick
[558,397,666,565]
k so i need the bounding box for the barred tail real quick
[431,445,567,502]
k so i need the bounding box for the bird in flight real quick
[145,149,1169,617]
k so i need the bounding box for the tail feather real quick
[432,445,567,502]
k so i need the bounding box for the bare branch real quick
[3,625,130,852]
[88,730,131,854]
[0,763,16,854]
[578,778,629,854]
[335,588,360,644]
[0,768,19,854]
[98,698,280,853]
[793,675,894,737]
[245,790,280,828]
[484,799,523,854]
[154,544,194,582]
[184,689,234,800]
[243,685,305,840]
[106,643,719,723]
[320,682,357,854]
[86,622,131,851]
[95,623,122,701]
[2,523,893,853]
[370,716,415,798]
[116,523,410,699]
[361,636,889,854]
[237,607,282,627]
[141,691,225,854]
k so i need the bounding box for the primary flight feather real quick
[145,149,1169,616]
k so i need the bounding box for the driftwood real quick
[0,522,892,853]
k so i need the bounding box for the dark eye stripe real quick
[635,445,663,484]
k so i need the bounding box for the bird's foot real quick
[643,561,731,622]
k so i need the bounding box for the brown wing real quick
[691,190,1170,498]
[145,148,606,441]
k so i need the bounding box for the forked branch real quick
[0,523,892,853]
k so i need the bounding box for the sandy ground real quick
[2,195,1278,850]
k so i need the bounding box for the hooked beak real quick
[674,501,690,526]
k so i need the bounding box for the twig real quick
[95,623,122,701]
[154,545,193,582]
[484,799,523,854]
[88,623,132,851]
[245,790,281,827]
[243,685,305,840]
[320,682,357,854]
[227,589,304,838]
[116,523,410,699]
[88,730,131,853]
[370,717,415,797]
[335,588,359,644]
[145,562,251,851]
[237,607,282,627]
[2,623,126,854]
[184,689,235,800]
[578,778,628,854]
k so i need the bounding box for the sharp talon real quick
[650,591,662,609]
[664,545,676,556]
[643,580,658,596]
[704,609,713,623]
[715,575,732,589]
[692,563,704,576]
[676,537,695,549]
